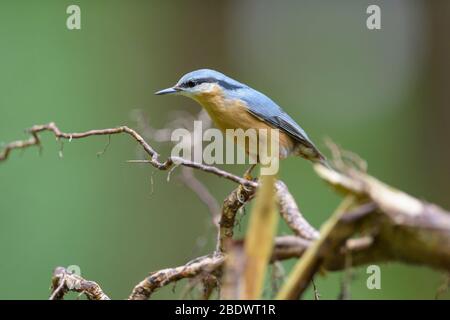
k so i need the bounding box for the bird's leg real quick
[243,164,257,181]
[236,164,258,204]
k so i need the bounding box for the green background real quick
[0,0,449,299]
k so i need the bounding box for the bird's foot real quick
[243,164,257,181]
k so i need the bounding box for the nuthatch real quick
[155,69,326,167]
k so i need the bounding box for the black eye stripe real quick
[182,78,212,87]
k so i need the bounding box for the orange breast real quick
[194,86,296,159]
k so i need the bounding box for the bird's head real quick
[155,69,246,100]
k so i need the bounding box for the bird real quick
[155,69,328,172]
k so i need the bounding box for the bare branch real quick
[315,164,450,271]
[128,254,224,300]
[216,185,256,252]
[276,181,319,240]
[0,122,256,188]
[125,232,384,300]
[201,274,219,300]
[5,121,448,300]
[276,199,377,300]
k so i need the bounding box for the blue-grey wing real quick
[232,88,316,148]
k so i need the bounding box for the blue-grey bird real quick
[155,69,327,166]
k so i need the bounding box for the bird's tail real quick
[312,149,333,170]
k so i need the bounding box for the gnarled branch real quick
[0,122,256,188]
[3,121,448,300]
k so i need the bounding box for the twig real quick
[180,167,221,227]
[126,233,384,300]
[276,199,376,300]
[338,249,353,300]
[276,181,319,240]
[216,185,256,252]
[201,274,219,300]
[96,134,112,157]
[315,163,450,271]
[270,261,286,298]
[312,278,320,300]
[2,122,324,300]
[179,277,202,300]
[0,122,256,188]
[435,273,450,299]
[5,122,448,299]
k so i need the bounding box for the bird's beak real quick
[154,86,180,95]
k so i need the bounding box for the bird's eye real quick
[186,80,196,88]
